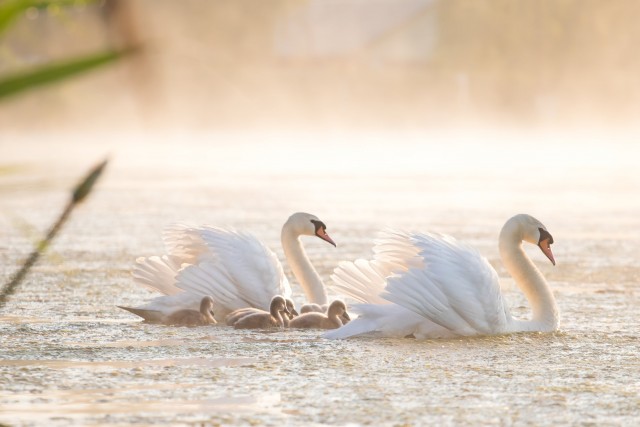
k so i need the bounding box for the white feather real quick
[329,230,422,304]
[326,214,558,340]
[383,232,507,335]
[125,223,290,321]
[131,255,182,295]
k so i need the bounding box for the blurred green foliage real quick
[0,0,132,101]
[0,0,80,33]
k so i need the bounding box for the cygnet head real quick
[505,214,556,266]
[270,295,291,317]
[327,300,349,320]
[200,296,215,317]
[285,298,298,317]
[284,212,336,247]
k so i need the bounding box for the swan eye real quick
[538,228,554,245]
[310,219,327,233]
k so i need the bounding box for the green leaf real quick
[0,0,31,34]
[0,0,78,34]
[72,158,108,203]
[0,48,134,100]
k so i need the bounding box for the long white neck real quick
[281,227,328,305]
[499,224,558,332]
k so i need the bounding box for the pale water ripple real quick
[1,133,639,426]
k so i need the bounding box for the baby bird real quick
[164,296,217,327]
[226,298,298,326]
[300,302,350,325]
[300,303,324,314]
[288,300,350,329]
[233,295,291,329]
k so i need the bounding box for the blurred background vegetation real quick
[1,0,639,132]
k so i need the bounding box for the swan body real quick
[225,298,298,326]
[233,296,290,329]
[288,300,350,329]
[122,213,335,322]
[325,214,558,340]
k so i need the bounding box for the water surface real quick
[1,131,638,426]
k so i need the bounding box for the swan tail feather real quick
[117,305,165,323]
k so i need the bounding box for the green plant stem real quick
[0,159,108,310]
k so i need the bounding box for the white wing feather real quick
[382,232,508,335]
[127,224,289,320]
[131,255,183,295]
[330,230,422,304]
[131,223,213,296]
[324,303,454,340]
[176,227,290,311]
[324,304,423,339]
[162,223,214,264]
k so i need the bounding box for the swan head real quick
[284,212,336,247]
[510,214,556,266]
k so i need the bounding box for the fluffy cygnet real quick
[233,295,290,329]
[300,302,350,325]
[164,296,217,327]
[300,303,325,314]
[288,300,350,329]
[226,298,297,326]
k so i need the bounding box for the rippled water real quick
[1,131,639,426]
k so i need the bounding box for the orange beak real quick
[538,238,556,266]
[316,229,336,247]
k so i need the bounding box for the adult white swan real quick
[325,214,557,339]
[120,212,336,322]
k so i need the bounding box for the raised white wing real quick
[162,223,214,264]
[330,230,423,304]
[175,226,291,312]
[131,255,183,295]
[382,232,509,336]
[132,223,213,296]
